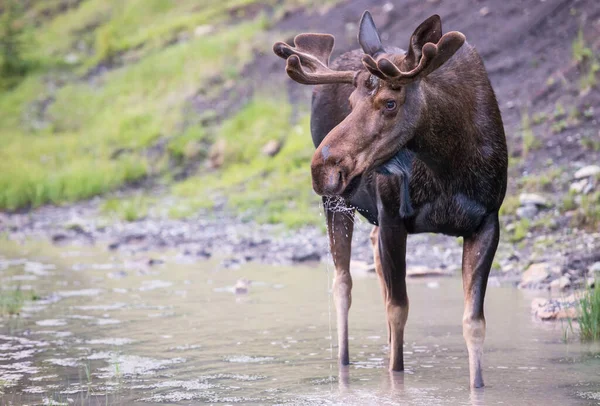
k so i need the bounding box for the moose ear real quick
[405,15,443,68]
[358,11,384,57]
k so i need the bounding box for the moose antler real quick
[273,33,357,85]
[362,30,466,84]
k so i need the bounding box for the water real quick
[0,241,599,405]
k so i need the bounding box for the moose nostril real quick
[323,170,344,195]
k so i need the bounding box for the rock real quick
[519,193,549,208]
[589,262,600,275]
[194,25,214,37]
[550,275,571,291]
[222,257,244,269]
[587,278,596,288]
[531,293,582,320]
[234,278,250,295]
[570,179,589,194]
[516,204,538,219]
[208,139,226,169]
[64,53,79,65]
[519,262,552,288]
[574,165,600,179]
[479,6,490,16]
[262,140,281,157]
[407,265,452,278]
[52,233,68,243]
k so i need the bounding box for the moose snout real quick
[311,152,347,196]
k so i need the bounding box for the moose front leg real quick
[461,212,500,388]
[324,197,355,366]
[370,226,391,344]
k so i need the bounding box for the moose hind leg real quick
[324,198,355,365]
[461,213,500,388]
[378,221,409,371]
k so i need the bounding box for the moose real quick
[273,11,507,388]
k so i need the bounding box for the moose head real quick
[273,12,466,196]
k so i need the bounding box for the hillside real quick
[0,0,599,278]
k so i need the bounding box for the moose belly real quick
[406,193,488,236]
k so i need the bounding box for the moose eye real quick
[385,100,397,111]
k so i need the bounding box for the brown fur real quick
[273,11,508,388]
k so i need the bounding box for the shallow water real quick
[0,241,599,405]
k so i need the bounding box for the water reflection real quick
[0,242,599,405]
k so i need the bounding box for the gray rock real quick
[589,262,600,275]
[519,193,549,208]
[550,275,571,290]
[570,179,589,194]
[519,262,552,288]
[574,165,600,179]
[516,204,538,219]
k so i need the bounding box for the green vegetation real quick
[581,130,600,151]
[0,0,32,89]
[572,28,599,92]
[578,281,600,341]
[499,194,520,216]
[0,287,38,316]
[174,98,320,228]
[561,191,577,211]
[578,191,600,228]
[0,0,342,227]
[102,195,150,222]
[520,110,541,156]
[0,0,304,219]
[509,218,530,243]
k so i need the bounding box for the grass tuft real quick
[578,281,600,341]
[0,287,38,316]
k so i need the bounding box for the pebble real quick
[516,204,538,219]
[519,193,549,208]
[519,262,553,288]
[574,165,600,180]
[407,265,452,278]
[549,275,570,291]
[570,179,589,194]
[261,140,282,157]
[589,262,600,275]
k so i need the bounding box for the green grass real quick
[572,27,599,92]
[0,287,38,316]
[520,110,541,156]
[1,0,339,229]
[562,191,577,211]
[101,195,150,222]
[0,3,267,211]
[173,97,320,228]
[509,218,530,243]
[499,194,520,216]
[578,281,600,341]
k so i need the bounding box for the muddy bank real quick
[1,192,599,293]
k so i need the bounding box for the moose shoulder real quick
[273,11,507,389]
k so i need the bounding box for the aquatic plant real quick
[578,281,600,341]
[0,287,29,316]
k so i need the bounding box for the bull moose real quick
[273,11,507,388]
